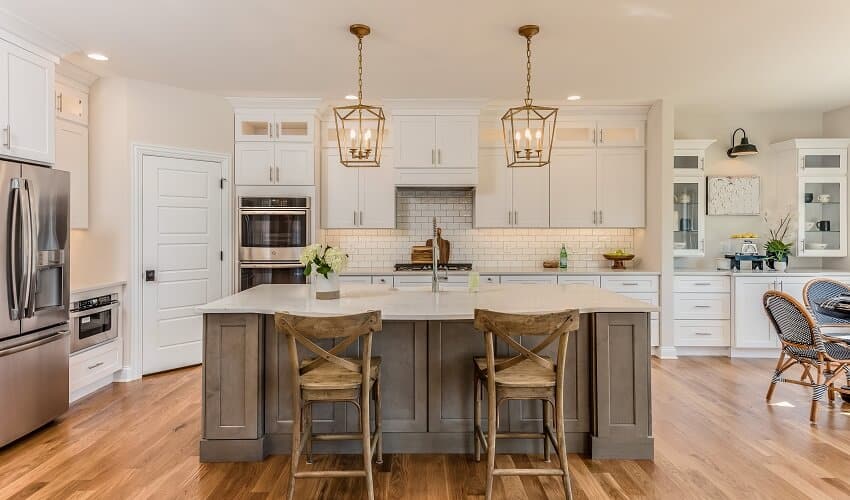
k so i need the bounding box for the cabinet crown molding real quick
[770,138,850,151]
[0,13,69,61]
[383,98,486,115]
[56,59,98,89]
[226,96,322,113]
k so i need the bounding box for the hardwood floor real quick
[1,357,849,499]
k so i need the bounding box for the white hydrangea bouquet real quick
[300,244,349,299]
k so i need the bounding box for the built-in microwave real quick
[239,262,307,291]
[70,293,119,353]
[238,197,310,262]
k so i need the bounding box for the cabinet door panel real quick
[733,279,778,348]
[597,120,645,147]
[274,143,314,185]
[597,148,645,227]
[55,120,88,228]
[474,149,512,228]
[394,116,436,168]
[549,149,597,227]
[235,143,275,186]
[553,120,596,147]
[512,163,550,228]
[322,150,359,228]
[55,82,88,125]
[359,154,396,228]
[5,43,53,164]
[436,116,477,168]
[235,111,274,141]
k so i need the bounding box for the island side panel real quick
[202,313,263,451]
[591,312,653,460]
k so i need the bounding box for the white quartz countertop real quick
[198,283,657,320]
[342,267,660,276]
[675,268,850,277]
[71,280,127,297]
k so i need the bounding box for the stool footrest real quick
[294,470,367,478]
[311,433,363,441]
[493,468,565,477]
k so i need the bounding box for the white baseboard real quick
[69,375,114,403]
[674,346,732,357]
[730,348,779,359]
[113,366,140,382]
[654,346,678,359]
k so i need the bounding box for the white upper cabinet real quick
[235,111,314,142]
[673,176,706,257]
[235,140,315,186]
[0,39,54,164]
[474,148,548,228]
[235,142,275,185]
[673,139,715,177]
[274,143,314,185]
[799,148,846,176]
[597,148,645,227]
[394,114,478,169]
[55,120,88,228]
[549,149,597,227]
[435,116,478,168]
[394,116,436,168]
[55,81,88,125]
[322,150,395,229]
[552,119,645,149]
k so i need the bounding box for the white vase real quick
[774,261,787,272]
[314,272,340,300]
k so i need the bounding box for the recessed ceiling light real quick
[344,94,357,100]
[87,53,109,61]
[567,95,582,101]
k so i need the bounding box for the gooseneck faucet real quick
[432,217,440,292]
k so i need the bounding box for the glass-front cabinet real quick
[798,177,846,257]
[673,139,715,176]
[799,148,846,176]
[673,177,705,256]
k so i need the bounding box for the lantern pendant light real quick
[502,25,558,168]
[334,24,385,167]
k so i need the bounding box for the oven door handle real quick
[240,209,308,216]
[70,302,119,318]
[239,263,303,269]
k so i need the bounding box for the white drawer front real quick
[675,320,730,347]
[394,274,468,287]
[619,292,659,320]
[340,275,372,284]
[602,276,658,293]
[674,293,730,320]
[481,275,500,284]
[371,275,393,286]
[70,340,121,393]
[500,275,557,285]
[674,276,730,293]
[557,276,601,287]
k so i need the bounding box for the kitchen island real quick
[197,283,656,462]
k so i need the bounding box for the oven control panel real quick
[71,294,118,312]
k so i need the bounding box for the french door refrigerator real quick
[0,160,70,447]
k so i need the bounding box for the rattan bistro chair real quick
[472,308,580,500]
[275,311,383,500]
[802,278,850,329]
[763,291,850,422]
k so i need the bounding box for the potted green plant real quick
[300,244,349,299]
[763,212,793,271]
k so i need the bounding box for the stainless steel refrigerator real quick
[0,160,70,447]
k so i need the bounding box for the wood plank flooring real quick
[1,357,849,499]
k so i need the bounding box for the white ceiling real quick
[3,0,850,112]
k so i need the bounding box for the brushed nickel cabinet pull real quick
[3,126,9,148]
[437,149,441,165]
[88,361,104,370]
[694,332,712,336]
[56,93,63,112]
[269,165,273,182]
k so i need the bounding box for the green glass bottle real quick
[559,244,568,269]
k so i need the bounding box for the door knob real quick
[145,270,156,282]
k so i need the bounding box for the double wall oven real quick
[238,196,310,290]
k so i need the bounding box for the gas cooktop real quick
[394,263,473,272]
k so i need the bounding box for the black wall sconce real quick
[727,128,759,158]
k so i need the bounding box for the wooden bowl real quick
[602,253,635,270]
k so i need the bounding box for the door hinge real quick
[220,177,225,189]
[220,251,224,261]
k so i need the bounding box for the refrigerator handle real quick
[8,181,21,320]
[20,180,35,318]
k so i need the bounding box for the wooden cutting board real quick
[411,246,432,264]
[426,228,451,264]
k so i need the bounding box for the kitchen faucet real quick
[432,217,447,292]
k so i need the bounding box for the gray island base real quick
[197,284,655,462]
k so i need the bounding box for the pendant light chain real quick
[357,36,364,105]
[525,35,532,106]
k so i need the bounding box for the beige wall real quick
[70,77,232,289]
[674,110,824,270]
[822,104,850,270]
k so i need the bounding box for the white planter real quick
[774,261,787,272]
[314,272,340,300]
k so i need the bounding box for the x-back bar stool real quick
[472,308,580,500]
[275,310,383,500]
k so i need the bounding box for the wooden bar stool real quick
[275,311,383,500]
[472,308,579,500]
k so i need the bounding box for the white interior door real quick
[142,154,223,374]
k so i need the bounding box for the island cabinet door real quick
[428,321,509,433]
[345,321,428,433]
[264,316,346,434]
[508,317,591,434]
[203,314,263,440]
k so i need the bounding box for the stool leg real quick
[474,371,481,462]
[542,399,551,463]
[361,388,375,500]
[287,402,302,500]
[374,376,383,465]
[484,391,497,500]
[556,387,573,500]
[305,404,313,464]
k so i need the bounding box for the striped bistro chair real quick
[802,278,850,329]
[763,290,850,422]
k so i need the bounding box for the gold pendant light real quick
[334,24,385,167]
[502,25,557,168]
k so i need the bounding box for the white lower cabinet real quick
[557,275,601,287]
[394,274,468,288]
[733,277,780,349]
[372,275,393,287]
[339,275,372,284]
[673,275,731,348]
[481,275,500,285]
[69,339,122,402]
[674,320,730,347]
[499,275,557,285]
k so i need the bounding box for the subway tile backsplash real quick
[322,189,634,269]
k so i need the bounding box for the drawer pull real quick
[693,305,712,308]
[694,332,713,336]
[694,282,712,286]
[621,282,640,286]
[87,361,105,370]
